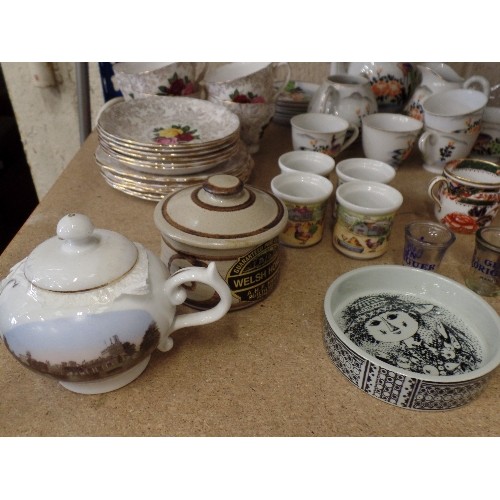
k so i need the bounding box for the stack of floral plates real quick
[96,96,254,200]
[96,141,254,201]
[273,80,319,125]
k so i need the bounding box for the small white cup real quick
[362,113,423,168]
[271,172,334,247]
[423,88,488,133]
[290,112,359,158]
[335,158,396,185]
[278,150,335,177]
[418,126,478,174]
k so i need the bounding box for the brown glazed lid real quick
[154,175,287,249]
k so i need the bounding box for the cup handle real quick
[159,262,232,351]
[463,75,491,99]
[340,123,359,152]
[271,62,292,100]
[418,129,435,157]
[427,176,447,209]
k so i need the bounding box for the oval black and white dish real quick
[323,265,500,410]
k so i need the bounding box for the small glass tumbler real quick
[465,226,500,296]
[403,221,456,272]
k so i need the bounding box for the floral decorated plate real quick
[97,96,240,149]
[323,265,500,411]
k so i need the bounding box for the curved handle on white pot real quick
[427,175,447,210]
[271,62,291,101]
[95,96,124,127]
[160,262,231,348]
[463,75,491,99]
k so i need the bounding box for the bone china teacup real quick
[422,88,488,134]
[418,126,479,174]
[113,62,207,99]
[290,112,359,158]
[361,113,423,168]
[203,62,291,103]
[427,158,500,234]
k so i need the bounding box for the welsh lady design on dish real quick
[337,294,482,376]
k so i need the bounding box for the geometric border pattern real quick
[323,317,489,411]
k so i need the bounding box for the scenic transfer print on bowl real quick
[323,266,500,410]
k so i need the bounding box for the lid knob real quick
[56,214,97,253]
[203,175,244,196]
[57,213,94,240]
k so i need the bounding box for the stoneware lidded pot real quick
[0,214,232,394]
[154,174,288,311]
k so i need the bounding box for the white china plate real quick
[95,142,252,183]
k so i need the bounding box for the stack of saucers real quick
[96,96,254,201]
[273,80,319,125]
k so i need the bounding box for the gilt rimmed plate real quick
[98,128,240,159]
[323,265,500,411]
[97,96,240,149]
[95,142,252,183]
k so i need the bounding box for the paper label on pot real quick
[226,237,280,302]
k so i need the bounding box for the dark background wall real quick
[0,66,39,253]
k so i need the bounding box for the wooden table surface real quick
[0,121,498,436]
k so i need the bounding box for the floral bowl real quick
[113,62,206,101]
[323,265,500,410]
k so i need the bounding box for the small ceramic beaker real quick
[333,180,403,259]
[335,158,396,186]
[427,158,500,234]
[332,157,396,219]
[361,113,423,168]
[403,221,456,272]
[278,150,335,177]
[290,112,359,158]
[465,226,500,296]
[271,172,334,248]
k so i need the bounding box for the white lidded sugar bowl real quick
[0,213,232,394]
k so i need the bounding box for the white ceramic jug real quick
[308,74,378,128]
[341,62,418,113]
[404,63,491,121]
